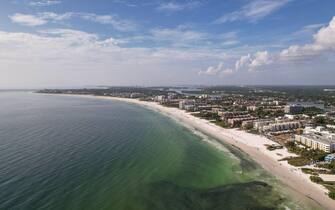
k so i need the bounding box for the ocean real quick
[0,91,321,210]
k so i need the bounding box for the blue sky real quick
[0,0,335,87]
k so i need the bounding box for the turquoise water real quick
[0,92,320,210]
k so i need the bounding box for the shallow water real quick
[0,92,321,210]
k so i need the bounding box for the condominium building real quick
[304,126,335,141]
[262,121,300,132]
[253,119,274,130]
[295,134,335,153]
[227,116,258,127]
[154,95,166,103]
[218,111,248,121]
[179,99,196,111]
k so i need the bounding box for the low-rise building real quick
[241,120,258,129]
[262,121,300,132]
[304,126,335,140]
[218,111,248,121]
[253,119,274,130]
[227,116,258,127]
[295,134,335,153]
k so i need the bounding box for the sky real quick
[0,0,335,88]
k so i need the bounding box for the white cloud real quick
[219,51,272,74]
[280,16,335,60]
[235,54,251,70]
[249,51,273,70]
[0,28,229,87]
[78,13,137,31]
[29,0,61,6]
[219,32,240,46]
[151,28,206,43]
[9,12,137,31]
[39,12,73,21]
[218,16,335,75]
[157,2,201,12]
[216,0,291,23]
[148,27,240,48]
[9,13,47,26]
[199,62,234,76]
[293,23,325,36]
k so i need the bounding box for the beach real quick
[54,94,335,209]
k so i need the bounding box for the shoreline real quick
[48,94,334,209]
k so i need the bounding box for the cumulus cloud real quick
[199,62,234,76]
[211,16,335,77]
[218,51,272,74]
[9,13,47,26]
[280,16,335,60]
[215,0,291,23]
[235,54,251,71]
[249,51,273,70]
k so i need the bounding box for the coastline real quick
[50,94,335,209]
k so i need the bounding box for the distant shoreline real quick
[43,93,335,210]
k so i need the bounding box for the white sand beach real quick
[55,94,335,209]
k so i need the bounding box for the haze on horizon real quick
[1,0,335,88]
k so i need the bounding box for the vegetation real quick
[301,168,329,175]
[317,162,335,174]
[251,107,284,118]
[214,120,230,128]
[286,157,311,166]
[265,145,283,151]
[192,112,220,120]
[328,191,335,200]
[313,116,335,125]
[301,168,318,175]
[301,107,324,116]
[310,175,323,183]
[285,142,327,162]
[307,175,335,200]
[247,129,260,135]
[162,103,179,108]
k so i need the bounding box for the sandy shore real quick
[52,94,335,209]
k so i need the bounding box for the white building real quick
[247,105,258,111]
[154,95,166,103]
[304,126,335,141]
[262,121,300,132]
[253,119,274,130]
[295,134,335,153]
[179,100,196,111]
